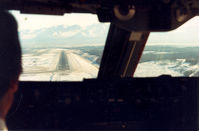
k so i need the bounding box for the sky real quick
[10,11,199,47]
[10,11,110,47]
[148,16,199,46]
[11,11,100,31]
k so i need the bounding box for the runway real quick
[20,49,98,81]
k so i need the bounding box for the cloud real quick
[53,30,79,38]
[20,32,37,39]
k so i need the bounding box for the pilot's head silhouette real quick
[0,10,22,128]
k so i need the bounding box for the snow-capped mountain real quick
[19,24,109,48]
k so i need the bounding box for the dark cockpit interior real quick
[1,0,199,130]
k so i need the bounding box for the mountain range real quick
[20,24,109,48]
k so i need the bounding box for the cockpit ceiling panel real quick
[0,0,99,13]
[1,0,199,31]
[2,0,199,14]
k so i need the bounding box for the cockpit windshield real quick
[135,16,199,77]
[11,11,109,81]
[11,11,199,80]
